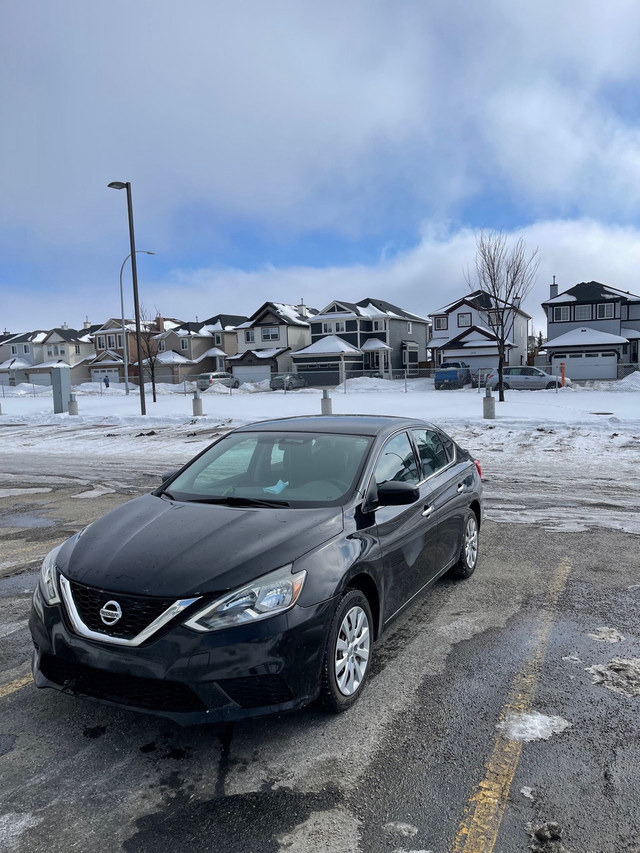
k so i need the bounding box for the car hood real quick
[61,493,343,597]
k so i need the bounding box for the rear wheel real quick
[546,382,557,389]
[449,511,479,579]
[321,589,373,712]
[232,380,240,389]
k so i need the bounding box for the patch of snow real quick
[0,813,42,850]
[383,822,418,838]
[71,485,115,499]
[561,655,582,664]
[520,786,535,800]
[0,488,52,497]
[588,627,625,643]
[587,657,640,696]
[496,711,572,741]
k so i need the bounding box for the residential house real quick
[153,314,248,383]
[88,315,182,384]
[541,279,640,380]
[290,298,430,385]
[0,331,47,384]
[229,302,317,384]
[428,290,530,371]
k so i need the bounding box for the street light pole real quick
[108,181,146,415]
[119,250,155,395]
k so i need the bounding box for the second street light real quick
[119,250,155,395]
[108,180,146,415]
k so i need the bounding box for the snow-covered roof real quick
[621,327,640,340]
[228,347,289,361]
[543,281,640,306]
[361,337,392,351]
[0,357,31,370]
[154,350,192,365]
[426,336,449,348]
[292,335,362,356]
[544,327,630,348]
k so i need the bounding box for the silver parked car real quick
[484,366,571,390]
[196,372,239,390]
[269,373,307,390]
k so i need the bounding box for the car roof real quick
[234,414,435,437]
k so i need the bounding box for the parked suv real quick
[196,372,239,390]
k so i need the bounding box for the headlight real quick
[185,565,306,632]
[39,544,63,605]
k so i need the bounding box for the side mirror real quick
[375,481,420,507]
[161,470,178,483]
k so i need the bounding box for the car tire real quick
[449,510,479,580]
[320,589,373,713]
[546,382,557,389]
[232,380,240,389]
[502,383,510,390]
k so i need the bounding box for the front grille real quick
[39,653,208,713]
[68,580,176,640]
[217,675,293,708]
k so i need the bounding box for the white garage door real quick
[91,368,120,382]
[231,365,271,384]
[551,352,618,380]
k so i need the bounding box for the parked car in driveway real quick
[269,372,307,390]
[484,366,571,390]
[30,415,483,725]
[434,361,472,389]
[196,371,239,390]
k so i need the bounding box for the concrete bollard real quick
[192,391,203,416]
[321,389,333,415]
[482,385,495,419]
[68,393,79,416]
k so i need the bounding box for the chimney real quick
[61,321,69,330]
[297,298,308,319]
[550,275,558,300]
[83,316,91,329]
[155,314,165,332]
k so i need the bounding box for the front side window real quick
[373,320,387,332]
[117,335,123,349]
[23,344,30,354]
[411,429,452,478]
[245,329,255,343]
[457,313,471,328]
[11,345,17,355]
[75,345,81,354]
[158,341,165,352]
[335,321,346,333]
[181,339,189,351]
[374,432,419,487]
[214,333,222,346]
[434,316,448,331]
[597,303,614,319]
[164,431,371,507]
[553,306,570,322]
[261,327,279,341]
[323,323,333,334]
[107,335,115,349]
[97,336,105,349]
[407,322,412,334]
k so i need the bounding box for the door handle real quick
[422,505,434,518]
[457,484,465,493]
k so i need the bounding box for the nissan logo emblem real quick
[100,600,123,626]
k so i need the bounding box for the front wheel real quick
[546,382,557,389]
[449,511,479,579]
[320,589,373,712]
[232,380,240,389]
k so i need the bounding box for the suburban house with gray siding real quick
[152,314,248,383]
[541,280,640,380]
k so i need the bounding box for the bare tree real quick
[137,306,162,403]
[465,231,539,401]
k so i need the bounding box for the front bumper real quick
[29,587,337,726]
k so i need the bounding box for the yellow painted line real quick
[450,558,572,853]
[0,673,33,699]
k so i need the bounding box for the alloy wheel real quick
[334,605,370,696]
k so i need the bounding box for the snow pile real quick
[588,627,625,643]
[0,382,51,396]
[617,370,640,391]
[587,658,640,696]
[496,711,572,741]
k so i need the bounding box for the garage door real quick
[231,366,271,384]
[551,352,618,380]
[91,368,120,383]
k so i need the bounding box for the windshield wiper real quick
[182,496,290,508]
[161,490,176,500]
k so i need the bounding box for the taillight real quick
[474,460,482,478]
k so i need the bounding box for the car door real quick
[411,428,472,571]
[372,431,440,623]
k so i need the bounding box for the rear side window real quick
[374,432,419,486]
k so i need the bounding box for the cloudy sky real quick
[2,0,640,336]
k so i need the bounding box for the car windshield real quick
[163,431,372,507]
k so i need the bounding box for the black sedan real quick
[30,415,482,725]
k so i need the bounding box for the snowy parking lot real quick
[1,375,640,853]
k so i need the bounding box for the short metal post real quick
[483,385,495,419]
[68,393,79,415]
[192,390,203,416]
[321,389,333,415]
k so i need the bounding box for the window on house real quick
[158,341,165,352]
[23,344,30,354]
[117,335,123,349]
[323,323,333,334]
[597,303,614,319]
[575,304,591,321]
[47,348,53,357]
[335,321,346,333]
[180,339,188,351]
[373,320,386,332]
[457,313,471,328]
[214,333,222,346]
[11,345,17,355]
[75,345,81,354]
[97,336,105,349]
[261,327,279,341]
[60,347,65,355]
[487,310,501,327]
[107,335,115,349]
[434,316,448,331]
[552,306,570,322]
[407,322,412,334]
[245,330,255,343]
